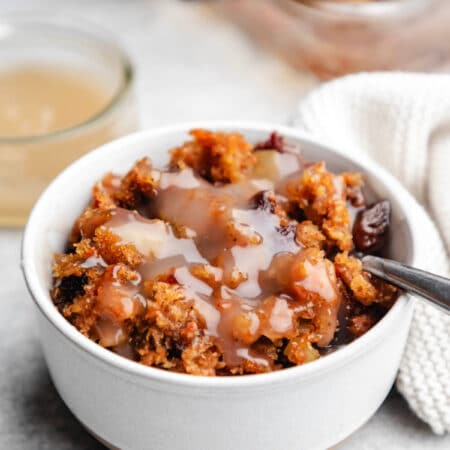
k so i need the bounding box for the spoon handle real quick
[361,255,450,314]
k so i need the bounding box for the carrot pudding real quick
[51,130,397,376]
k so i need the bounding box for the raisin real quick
[250,190,276,213]
[168,341,184,360]
[353,200,390,253]
[64,242,77,254]
[57,274,87,305]
[288,202,307,222]
[254,132,287,153]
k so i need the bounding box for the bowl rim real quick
[290,0,431,19]
[21,121,418,389]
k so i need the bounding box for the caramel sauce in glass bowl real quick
[0,15,137,226]
[0,65,111,138]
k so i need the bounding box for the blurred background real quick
[0,1,449,449]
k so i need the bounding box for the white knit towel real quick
[293,73,450,434]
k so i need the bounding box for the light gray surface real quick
[0,1,449,449]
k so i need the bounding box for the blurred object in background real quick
[0,14,137,226]
[211,0,450,79]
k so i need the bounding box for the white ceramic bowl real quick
[22,122,418,450]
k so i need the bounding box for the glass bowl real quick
[0,13,138,226]
[212,0,450,78]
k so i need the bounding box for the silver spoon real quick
[360,255,450,314]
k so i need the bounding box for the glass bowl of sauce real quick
[212,0,450,79]
[0,14,137,225]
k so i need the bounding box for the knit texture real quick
[292,73,450,434]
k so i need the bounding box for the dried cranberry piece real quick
[56,274,87,305]
[353,200,391,253]
[250,190,276,213]
[254,132,287,153]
